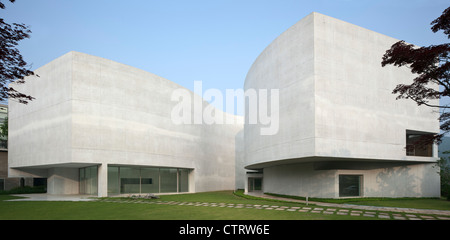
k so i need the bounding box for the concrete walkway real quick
[246,192,450,217]
[9,194,96,201]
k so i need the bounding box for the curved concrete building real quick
[8,51,243,197]
[243,12,440,198]
[8,12,441,199]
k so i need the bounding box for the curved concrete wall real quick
[244,13,316,169]
[263,162,440,198]
[8,51,243,193]
[244,12,439,170]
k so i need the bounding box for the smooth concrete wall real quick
[264,163,336,198]
[243,12,439,170]
[234,130,245,189]
[264,162,440,198]
[243,12,440,198]
[8,53,72,170]
[244,13,316,169]
[47,168,79,195]
[9,51,243,195]
[313,13,439,161]
[338,163,440,198]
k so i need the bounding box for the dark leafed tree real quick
[381,6,450,144]
[0,0,35,104]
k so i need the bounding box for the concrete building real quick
[8,51,243,197]
[8,12,441,198]
[242,12,440,198]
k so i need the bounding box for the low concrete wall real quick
[263,161,440,198]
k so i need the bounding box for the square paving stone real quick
[420,215,435,219]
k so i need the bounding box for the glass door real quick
[248,178,262,192]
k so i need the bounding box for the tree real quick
[437,154,450,200]
[381,6,450,144]
[382,6,450,200]
[0,0,35,104]
[0,116,7,138]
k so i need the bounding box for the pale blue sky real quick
[2,0,449,113]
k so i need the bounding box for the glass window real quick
[178,169,189,192]
[339,175,362,197]
[160,168,177,193]
[0,178,4,191]
[106,166,190,195]
[248,178,262,192]
[120,167,141,194]
[79,166,98,195]
[108,166,119,195]
[141,167,159,193]
[406,130,434,157]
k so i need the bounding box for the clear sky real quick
[2,0,449,113]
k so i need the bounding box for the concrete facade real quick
[8,51,243,197]
[243,12,440,198]
[8,12,441,199]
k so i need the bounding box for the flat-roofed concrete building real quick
[242,12,440,198]
[8,12,441,199]
[8,51,243,197]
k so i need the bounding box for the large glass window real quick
[120,167,141,194]
[80,166,98,195]
[178,168,189,193]
[160,168,178,193]
[406,130,434,157]
[108,166,119,195]
[339,175,362,197]
[141,167,159,193]
[107,166,190,195]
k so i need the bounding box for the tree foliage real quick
[0,0,35,104]
[381,6,450,143]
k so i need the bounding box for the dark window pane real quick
[339,175,361,197]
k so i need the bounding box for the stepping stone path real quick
[97,198,450,220]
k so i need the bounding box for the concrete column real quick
[244,174,248,194]
[97,164,108,197]
[188,169,195,193]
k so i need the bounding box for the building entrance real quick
[248,177,262,192]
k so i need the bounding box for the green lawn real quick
[0,191,448,220]
[0,191,367,220]
[265,192,450,210]
[339,198,450,210]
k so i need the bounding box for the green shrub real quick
[0,186,46,195]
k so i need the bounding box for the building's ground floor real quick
[1,151,46,191]
[244,161,441,198]
[38,164,194,197]
[9,160,441,199]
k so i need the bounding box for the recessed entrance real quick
[248,177,263,192]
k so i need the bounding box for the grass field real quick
[265,192,450,210]
[0,191,355,220]
[0,190,448,220]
